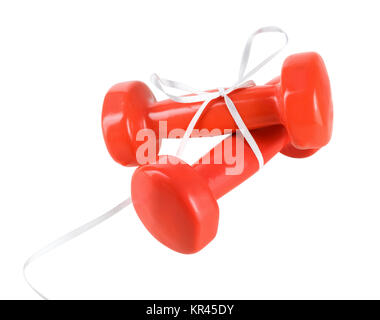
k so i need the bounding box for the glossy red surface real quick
[280,52,333,151]
[101,82,158,166]
[131,125,291,254]
[102,52,333,166]
[131,156,219,254]
[194,126,289,200]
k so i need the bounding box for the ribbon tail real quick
[23,197,131,299]
[176,97,215,158]
[222,95,264,168]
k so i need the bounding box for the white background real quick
[1,0,379,299]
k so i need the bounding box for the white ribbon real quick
[23,27,288,300]
[23,198,131,299]
[151,26,288,168]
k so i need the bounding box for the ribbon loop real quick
[238,26,288,83]
[152,26,288,167]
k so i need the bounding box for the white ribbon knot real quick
[151,26,288,168]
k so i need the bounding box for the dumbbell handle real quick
[149,84,281,134]
[193,125,289,199]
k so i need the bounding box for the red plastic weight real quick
[131,124,319,254]
[102,52,333,166]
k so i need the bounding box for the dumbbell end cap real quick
[281,52,333,150]
[131,156,219,254]
[102,81,158,166]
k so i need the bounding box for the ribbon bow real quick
[151,26,288,168]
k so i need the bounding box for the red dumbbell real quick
[131,123,329,254]
[102,52,333,166]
